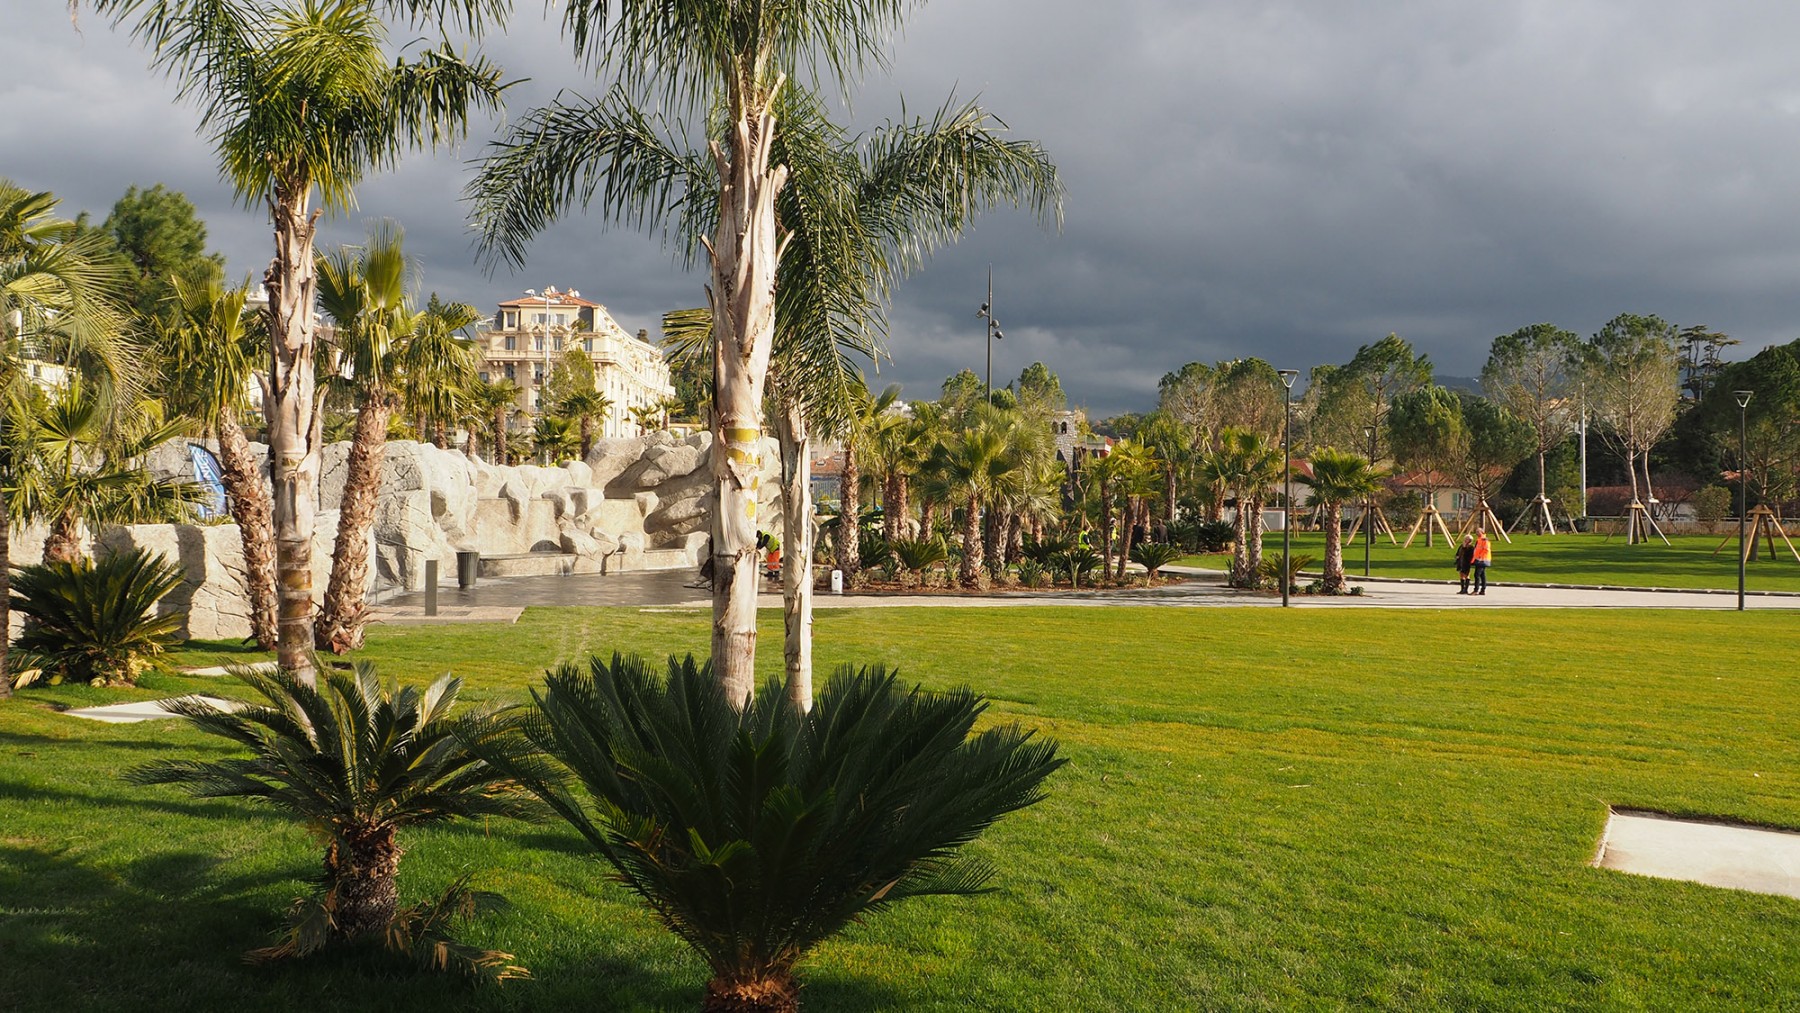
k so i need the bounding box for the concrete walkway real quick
[1597,809,1800,900]
[378,564,1800,613]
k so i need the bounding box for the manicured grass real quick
[1181,529,1800,591]
[6,605,1800,1010]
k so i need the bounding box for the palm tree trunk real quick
[44,508,82,564]
[703,970,799,1013]
[433,419,447,449]
[920,497,937,541]
[1323,500,1344,592]
[316,396,391,653]
[1165,466,1178,523]
[1005,513,1022,564]
[882,473,901,543]
[839,448,862,587]
[492,408,508,464]
[217,412,278,650]
[1231,492,1249,586]
[264,182,324,684]
[775,399,813,711]
[1098,476,1114,583]
[0,483,11,699]
[579,415,594,460]
[960,492,983,587]
[1118,499,1137,581]
[707,103,788,708]
[1247,498,1266,581]
[326,825,401,940]
[894,475,911,540]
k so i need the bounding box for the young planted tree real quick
[1387,385,1467,547]
[1454,396,1534,535]
[1300,447,1386,593]
[1312,334,1432,461]
[1480,323,1581,533]
[1584,314,1681,536]
[95,0,507,681]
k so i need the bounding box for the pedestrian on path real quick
[1455,535,1475,594]
[1472,530,1492,595]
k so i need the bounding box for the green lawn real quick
[1181,529,1800,591]
[6,605,1800,1010]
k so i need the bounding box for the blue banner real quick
[188,443,229,520]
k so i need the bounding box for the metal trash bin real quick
[456,550,479,589]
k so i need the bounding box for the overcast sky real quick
[7,1,1800,415]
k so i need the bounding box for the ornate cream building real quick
[475,286,676,439]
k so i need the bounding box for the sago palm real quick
[93,0,507,682]
[9,547,186,686]
[1301,447,1387,593]
[128,663,539,977]
[463,652,1064,1013]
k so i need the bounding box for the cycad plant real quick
[1129,541,1183,580]
[889,536,949,587]
[9,547,185,686]
[1258,551,1317,594]
[465,653,1064,1013]
[127,663,538,978]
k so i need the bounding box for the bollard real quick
[830,569,844,594]
[456,550,478,589]
[424,559,438,616]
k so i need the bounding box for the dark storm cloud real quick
[8,1,1800,415]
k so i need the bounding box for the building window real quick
[554,337,563,351]
[478,371,489,382]
[584,338,593,352]
[504,335,516,350]
[504,364,515,380]
[534,336,544,351]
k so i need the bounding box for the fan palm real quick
[469,0,1058,706]
[1300,447,1387,592]
[13,377,202,564]
[1210,428,1285,588]
[93,0,507,682]
[2,179,139,697]
[937,417,1012,588]
[559,388,614,458]
[531,415,579,464]
[400,298,482,450]
[626,401,660,436]
[462,652,1063,1013]
[127,663,538,976]
[315,224,417,653]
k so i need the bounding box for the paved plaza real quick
[372,562,1800,616]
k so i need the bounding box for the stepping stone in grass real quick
[1595,808,1800,900]
[64,697,246,725]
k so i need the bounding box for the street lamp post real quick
[1363,424,1375,577]
[1735,389,1752,611]
[1278,369,1299,607]
[976,266,1003,405]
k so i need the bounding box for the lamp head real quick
[524,288,537,296]
[1363,425,1374,438]
[1734,390,1753,408]
[1277,368,1299,389]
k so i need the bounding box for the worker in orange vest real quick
[1471,530,1492,595]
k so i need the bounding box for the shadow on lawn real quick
[0,778,284,824]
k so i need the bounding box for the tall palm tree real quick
[838,382,901,589]
[626,402,660,436]
[313,225,416,653]
[1211,427,1285,588]
[1300,447,1386,593]
[95,0,507,682]
[157,277,279,649]
[2,179,137,697]
[467,377,522,464]
[469,0,1058,705]
[563,389,614,457]
[938,415,1011,588]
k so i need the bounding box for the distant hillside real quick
[1437,374,1484,396]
